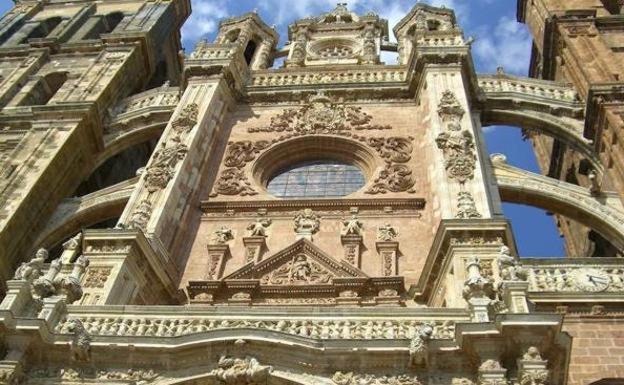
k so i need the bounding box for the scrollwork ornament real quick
[224,140,270,168]
[366,164,415,194]
[213,168,258,196]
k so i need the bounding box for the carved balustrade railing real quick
[416,35,466,47]
[110,86,180,120]
[56,307,468,340]
[478,74,583,114]
[521,259,624,293]
[248,68,407,88]
[187,43,236,61]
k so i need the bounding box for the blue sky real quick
[0,1,566,257]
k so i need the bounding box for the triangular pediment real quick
[224,238,367,284]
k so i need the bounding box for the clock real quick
[569,268,610,292]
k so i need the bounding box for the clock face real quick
[570,268,610,292]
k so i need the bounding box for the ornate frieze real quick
[82,268,112,289]
[333,372,422,385]
[55,316,456,340]
[525,264,624,293]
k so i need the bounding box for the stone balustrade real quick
[111,86,180,119]
[478,75,580,104]
[249,69,407,88]
[521,261,624,293]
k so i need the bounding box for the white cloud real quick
[181,0,229,48]
[472,16,532,75]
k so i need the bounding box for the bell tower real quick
[213,12,278,70]
[285,3,388,67]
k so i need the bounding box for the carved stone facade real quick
[0,1,621,385]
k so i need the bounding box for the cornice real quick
[201,198,426,213]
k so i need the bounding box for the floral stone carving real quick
[213,168,258,196]
[435,90,476,184]
[248,93,391,134]
[377,223,398,241]
[144,139,188,193]
[365,137,416,194]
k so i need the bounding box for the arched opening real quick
[244,39,258,66]
[82,12,124,40]
[427,19,441,31]
[485,126,566,257]
[74,138,157,197]
[17,72,67,106]
[21,17,62,42]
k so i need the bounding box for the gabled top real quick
[225,238,368,282]
[287,3,389,41]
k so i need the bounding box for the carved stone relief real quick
[260,255,332,285]
[248,94,391,134]
[435,90,476,184]
[455,191,481,219]
[55,316,456,340]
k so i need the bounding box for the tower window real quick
[244,40,258,65]
[22,17,62,42]
[267,160,365,198]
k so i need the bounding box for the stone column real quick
[341,234,363,268]
[251,40,274,70]
[463,258,494,322]
[376,241,399,276]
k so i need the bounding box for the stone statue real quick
[212,226,234,244]
[247,218,271,237]
[68,319,91,362]
[497,245,526,282]
[341,214,363,236]
[522,346,543,362]
[14,248,47,281]
[409,324,433,367]
[377,223,398,241]
[210,356,272,385]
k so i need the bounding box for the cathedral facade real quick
[0,1,621,385]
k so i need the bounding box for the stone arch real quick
[491,155,624,251]
[97,120,166,169]
[35,177,136,248]
[481,108,602,173]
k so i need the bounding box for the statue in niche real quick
[341,214,363,236]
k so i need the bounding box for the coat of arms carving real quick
[248,93,391,134]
